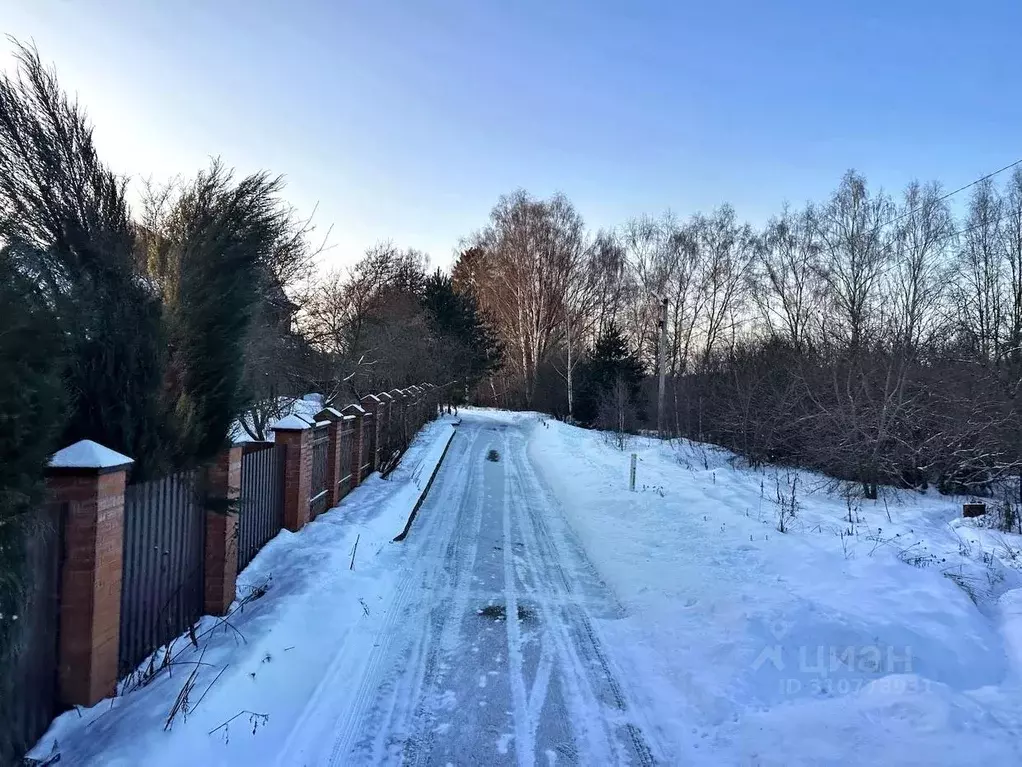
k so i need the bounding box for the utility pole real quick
[657,296,668,439]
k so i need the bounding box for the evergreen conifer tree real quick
[575,324,645,426]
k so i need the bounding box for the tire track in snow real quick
[401,432,488,764]
[506,428,660,766]
[505,439,617,764]
[349,426,488,764]
[275,428,479,766]
[501,429,534,766]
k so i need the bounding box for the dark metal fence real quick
[382,404,401,461]
[1,503,64,765]
[238,444,286,571]
[309,426,330,518]
[119,470,205,677]
[397,402,407,446]
[337,420,355,500]
[359,414,373,481]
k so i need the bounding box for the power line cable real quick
[874,157,1022,234]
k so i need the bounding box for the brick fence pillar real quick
[273,415,313,532]
[204,444,242,616]
[342,404,365,489]
[360,394,382,472]
[46,439,132,707]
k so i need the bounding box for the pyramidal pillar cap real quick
[272,414,314,431]
[48,439,133,473]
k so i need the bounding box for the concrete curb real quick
[393,425,458,542]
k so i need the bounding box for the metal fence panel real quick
[337,425,354,500]
[309,426,330,518]
[382,407,396,459]
[119,470,205,678]
[238,444,286,571]
[380,405,403,472]
[359,414,373,480]
[1,503,64,765]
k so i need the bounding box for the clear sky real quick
[2,1,1020,270]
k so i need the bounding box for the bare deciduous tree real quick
[888,180,954,356]
[817,170,893,351]
[953,179,1004,363]
[755,203,825,351]
[694,205,756,367]
[462,190,588,406]
[1000,169,1022,364]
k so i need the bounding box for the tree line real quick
[454,170,1022,506]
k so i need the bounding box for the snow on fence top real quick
[49,439,133,469]
[272,414,314,431]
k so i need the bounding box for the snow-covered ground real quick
[529,413,1022,765]
[28,417,456,766]
[29,409,1022,765]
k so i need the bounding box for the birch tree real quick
[755,203,825,351]
[954,179,1004,363]
[694,205,757,367]
[817,171,893,352]
[463,190,587,406]
[888,180,954,356]
[1001,168,1022,365]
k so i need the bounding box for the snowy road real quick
[281,413,662,766]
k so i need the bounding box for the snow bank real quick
[528,417,1022,765]
[28,418,457,766]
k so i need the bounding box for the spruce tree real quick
[575,324,645,426]
[421,269,501,401]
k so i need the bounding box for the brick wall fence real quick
[13,383,440,746]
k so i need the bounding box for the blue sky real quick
[2,1,1020,269]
